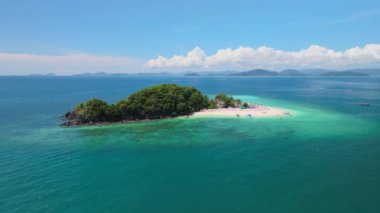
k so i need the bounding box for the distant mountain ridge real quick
[321,71,369,76]
[184,72,201,76]
[229,69,279,76]
[23,68,380,77]
[217,68,380,76]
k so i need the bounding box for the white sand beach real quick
[192,105,290,118]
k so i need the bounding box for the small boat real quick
[360,103,370,107]
[247,114,252,117]
[236,114,240,117]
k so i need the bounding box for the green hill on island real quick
[62,84,244,126]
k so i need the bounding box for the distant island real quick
[229,69,279,76]
[184,72,201,76]
[321,71,369,76]
[228,69,371,76]
[62,84,247,126]
[24,68,379,77]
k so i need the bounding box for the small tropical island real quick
[62,84,288,126]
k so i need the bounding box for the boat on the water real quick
[360,103,370,107]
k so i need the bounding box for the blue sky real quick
[0,0,380,74]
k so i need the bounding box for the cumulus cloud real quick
[0,53,143,75]
[146,47,206,68]
[2,44,380,75]
[145,44,380,71]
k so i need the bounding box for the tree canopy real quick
[116,84,210,119]
[62,84,247,126]
[214,93,242,108]
[63,84,210,125]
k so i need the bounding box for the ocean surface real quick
[1,76,380,212]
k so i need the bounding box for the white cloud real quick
[145,47,205,68]
[2,44,380,75]
[0,53,143,75]
[145,44,380,71]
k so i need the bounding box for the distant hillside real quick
[321,71,369,76]
[24,68,379,77]
[209,68,376,76]
[72,72,180,77]
[229,69,279,76]
[184,72,201,76]
[299,69,332,75]
[73,72,120,77]
[345,68,380,76]
[298,68,380,76]
[28,73,56,77]
[280,69,305,76]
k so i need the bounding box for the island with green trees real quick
[61,84,246,126]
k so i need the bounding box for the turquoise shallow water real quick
[1,76,380,212]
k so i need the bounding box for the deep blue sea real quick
[1,76,380,212]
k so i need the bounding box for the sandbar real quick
[192,105,290,118]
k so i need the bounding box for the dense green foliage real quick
[64,84,210,124]
[214,93,242,108]
[63,84,248,125]
[208,99,218,109]
[74,99,109,122]
[116,84,209,119]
